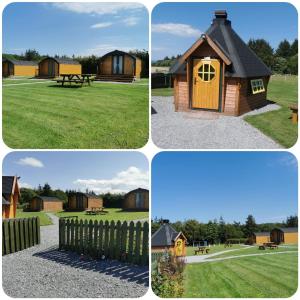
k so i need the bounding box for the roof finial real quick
[214,10,227,19]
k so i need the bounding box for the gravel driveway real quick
[151,97,282,149]
[2,214,148,298]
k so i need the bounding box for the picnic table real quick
[56,74,95,87]
[85,207,107,215]
[289,104,298,124]
[194,246,210,255]
[261,242,278,250]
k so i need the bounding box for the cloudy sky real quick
[3,2,148,56]
[152,152,298,224]
[152,2,298,60]
[3,152,149,194]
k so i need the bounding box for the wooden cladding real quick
[59,218,149,266]
[2,217,40,256]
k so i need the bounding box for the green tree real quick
[273,56,288,74]
[290,39,298,56]
[286,215,298,227]
[23,49,41,61]
[287,54,298,75]
[206,220,219,244]
[244,215,257,237]
[19,188,37,205]
[276,39,291,58]
[218,216,227,243]
[248,38,274,68]
[182,219,200,242]
[41,183,53,196]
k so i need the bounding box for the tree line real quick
[19,183,126,209]
[3,48,149,78]
[152,38,298,75]
[152,214,298,244]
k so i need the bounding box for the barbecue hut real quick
[152,220,187,256]
[170,10,272,116]
[29,196,63,212]
[2,58,38,77]
[67,192,103,211]
[38,57,81,77]
[251,232,270,244]
[96,50,142,82]
[2,176,20,219]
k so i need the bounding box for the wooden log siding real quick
[59,218,149,266]
[2,217,40,255]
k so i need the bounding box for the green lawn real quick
[16,209,52,226]
[184,252,298,297]
[55,208,149,222]
[245,75,298,148]
[3,79,149,148]
[151,87,173,97]
[212,244,298,259]
[186,244,244,256]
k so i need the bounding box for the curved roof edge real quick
[100,50,140,61]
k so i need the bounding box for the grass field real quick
[3,78,149,149]
[16,209,52,226]
[245,75,298,148]
[55,208,149,222]
[186,244,244,256]
[184,252,298,297]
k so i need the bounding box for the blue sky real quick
[3,152,149,194]
[3,2,148,56]
[152,2,298,60]
[152,152,298,224]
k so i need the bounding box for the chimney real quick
[214,10,227,19]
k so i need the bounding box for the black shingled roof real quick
[152,223,180,247]
[39,57,80,65]
[3,58,38,66]
[254,232,270,237]
[125,187,149,197]
[2,176,15,195]
[276,227,298,233]
[170,11,272,78]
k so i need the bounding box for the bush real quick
[152,252,185,297]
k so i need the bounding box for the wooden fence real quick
[2,217,40,255]
[59,219,149,266]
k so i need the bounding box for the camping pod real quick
[123,188,149,211]
[252,232,270,244]
[2,58,38,77]
[29,196,63,212]
[152,221,187,256]
[97,50,142,82]
[67,192,103,211]
[170,10,272,116]
[270,227,298,244]
[2,176,20,219]
[38,57,81,77]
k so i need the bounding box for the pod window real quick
[198,63,215,82]
[251,79,265,94]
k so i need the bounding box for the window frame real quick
[198,63,216,82]
[250,79,265,94]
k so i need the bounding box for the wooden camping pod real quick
[2,58,38,77]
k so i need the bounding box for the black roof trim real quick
[39,57,81,65]
[3,58,38,66]
[100,50,140,61]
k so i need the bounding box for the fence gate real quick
[59,218,149,266]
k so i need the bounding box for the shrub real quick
[152,252,186,297]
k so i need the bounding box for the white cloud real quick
[19,182,33,189]
[279,155,297,167]
[90,22,113,29]
[16,157,44,168]
[152,23,202,37]
[73,166,148,194]
[122,16,140,27]
[53,3,144,15]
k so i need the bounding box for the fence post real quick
[114,221,121,260]
[14,218,20,252]
[32,217,37,245]
[3,220,10,255]
[79,219,84,254]
[141,222,149,266]
[28,217,33,247]
[83,220,88,254]
[70,219,75,251]
[134,222,142,265]
[103,221,109,258]
[36,217,40,244]
[98,221,104,257]
[109,220,116,259]
[74,219,79,254]
[24,218,29,249]
[127,221,134,263]
[120,221,128,262]
[93,220,99,258]
[9,219,16,253]
[88,220,93,256]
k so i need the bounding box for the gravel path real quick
[186,250,297,264]
[2,214,148,298]
[151,97,282,149]
[186,246,253,263]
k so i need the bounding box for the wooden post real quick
[141,222,149,266]
[114,221,121,260]
[109,220,116,259]
[103,221,109,258]
[32,217,37,245]
[19,219,25,251]
[79,219,84,254]
[70,219,75,250]
[74,219,79,254]
[93,220,99,258]
[120,221,128,262]
[83,220,88,254]
[3,220,10,255]
[24,218,29,249]
[88,220,93,256]
[14,219,20,252]
[127,221,134,263]
[134,222,142,265]
[36,217,40,245]
[98,221,104,257]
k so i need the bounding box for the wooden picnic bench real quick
[56,74,95,87]
[289,104,298,124]
[85,207,107,215]
[263,242,278,250]
[194,246,210,255]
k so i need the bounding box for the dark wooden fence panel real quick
[59,218,149,266]
[2,217,40,256]
[151,73,174,89]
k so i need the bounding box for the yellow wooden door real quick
[175,238,184,256]
[192,59,220,110]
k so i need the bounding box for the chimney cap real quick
[214,10,227,19]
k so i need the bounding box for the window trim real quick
[250,79,265,94]
[198,63,216,82]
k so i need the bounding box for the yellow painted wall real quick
[284,232,298,244]
[14,65,38,76]
[59,64,81,75]
[255,235,270,244]
[99,56,112,75]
